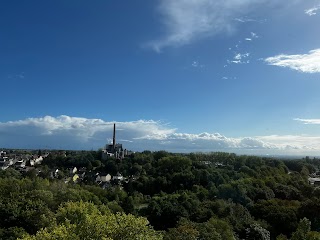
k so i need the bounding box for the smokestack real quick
[113,123,116,151]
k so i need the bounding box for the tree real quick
[251,199,300,237]
[0,168,21,179]
[20,201,162,240]
[299,199,320,231]
[276,234,288,240]
[291,218,311,240]
[0,227,27,240]
[165,217,235,240]
[245,223,270,240]
[165,222,199,240]
[92,160,101,168]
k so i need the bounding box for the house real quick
[113,173,124,181]
[69,167,77,175]
[308,177,320,186]
[310,171,320,177]
[14,160,26,169]
[50,169,60,178]
[77,168,87,179]
[96,173,112,183]
[0,161,9,170]
[72,174,79,183]
[0,156,14,166]
[33,156,43,165]
[0,151,6,157]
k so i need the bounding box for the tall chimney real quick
[113,123,116,151]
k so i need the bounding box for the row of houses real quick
[1,150,133,190]
[0,150,45,171]
[49,165,127,189]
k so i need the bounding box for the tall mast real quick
[113,123,116,151]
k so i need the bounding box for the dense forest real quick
[1,150,320,240]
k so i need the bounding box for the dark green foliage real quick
[0,168,21,179]
[0,150,320,239]
[165,218,234,240]
[299,199,320,231]
[245,223,270,240]
[251,199,300,237]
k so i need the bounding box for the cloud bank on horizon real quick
[0,115,319,155]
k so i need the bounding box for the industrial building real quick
[101,123,131,160]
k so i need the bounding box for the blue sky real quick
[1,0,320,155]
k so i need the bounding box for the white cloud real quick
[244,32,259,42]
[305,6,320,16]
[265,49,320,73]
[0,116,174,150]
[147,0,296,51]
[251,32,259,39]
[235,53,249,60]
[294,118,320,124]
[191,61,205,68]
[192,61,198,67]
[256,135,320,152]
[234,17,257,23]
[228,52,250,64]
[234,17,267,23]
[1,115,320,155]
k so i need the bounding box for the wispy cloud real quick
[146,0,288,52]
[305,5,320,16]
[191,61,205,68]
[228,52,250,64]
[294,118,320,124]
[234,17,267,23]
[221,76,237,80]
[234,17,257,23]
[250,32,259,39]
[265,49,320,73]
[1,115,319,154]
[8,72,25,80]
